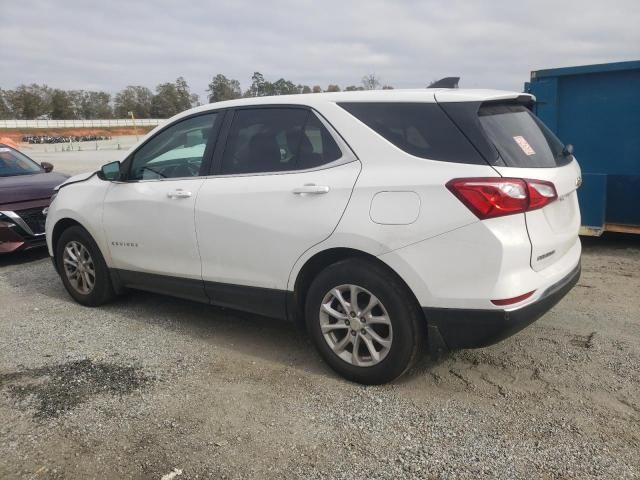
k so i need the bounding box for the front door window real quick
[129,113,218,180]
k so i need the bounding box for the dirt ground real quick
[0,235,638,479]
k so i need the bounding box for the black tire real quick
[55,225,115,307]
[305,258,424,384]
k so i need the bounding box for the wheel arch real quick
[51,218,84,262]
[51,217,110,272]
[290,247,425,329]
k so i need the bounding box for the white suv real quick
[46,89,582,384]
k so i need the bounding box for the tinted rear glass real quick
[338,102,485,164]
[478,104,569,167]
[297,113,342,170]
[221,108,309,174]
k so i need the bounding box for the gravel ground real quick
[0,236,639,479]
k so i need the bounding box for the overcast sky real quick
[1,0,638,99]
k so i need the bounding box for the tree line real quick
[0,77,196,121]
[0,73,391,120]
[207,72,391,102]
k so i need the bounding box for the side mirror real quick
[562,144,574,157]
[98,161,122,181]
[41,161,54,172]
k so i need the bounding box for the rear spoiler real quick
[481,95,535,109]
[427,77,460,89]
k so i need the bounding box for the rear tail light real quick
[527,180,558,210]
[446,177,557,220]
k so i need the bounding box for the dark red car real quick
[0,144,68,253]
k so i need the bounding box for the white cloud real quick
[1,0,638,98]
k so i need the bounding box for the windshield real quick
[0,146,43,177]
[478,104,570,168]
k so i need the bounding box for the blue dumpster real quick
[525,60,640,235]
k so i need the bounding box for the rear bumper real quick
[423,261,581,350]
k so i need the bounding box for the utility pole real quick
[128,111,138,141]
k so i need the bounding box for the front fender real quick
[45,177,111,264]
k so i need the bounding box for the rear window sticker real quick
[513,136,536,156]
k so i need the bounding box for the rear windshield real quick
[338,102,485,164]
[478,104,569,167]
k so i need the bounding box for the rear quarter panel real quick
[288,102,500,290]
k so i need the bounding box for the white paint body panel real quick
[102,179,205,278]
[45,174,111,262]
[370,191,420,225]
[493,159,582,271]
[195,161,360,289]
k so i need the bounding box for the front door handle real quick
[167,189,192,199]
[292,184,330,195]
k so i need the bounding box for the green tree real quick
[114,85,153,118]
[0,89,12,119]
[312,85,322,93]
[344,85,364,91]
[81,91,113,119]
[151,83,180,118]
[325,84,341,92]
[50,89,75,119]
[66,90,85,118]
[270,78,298,95]
[150,78,197,118]
[382,85,394,90]
[6,84,52,119]
[175,76,198,109]
[207,74,242,102]
[247,71,268,97]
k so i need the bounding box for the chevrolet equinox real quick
[46,89,582,384]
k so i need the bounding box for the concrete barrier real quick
[0,118,165,129]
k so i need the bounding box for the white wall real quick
[0,118,165,129]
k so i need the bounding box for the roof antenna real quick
[427,77,460,88]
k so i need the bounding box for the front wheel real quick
[305,258,424,384]
[55,225,115,307]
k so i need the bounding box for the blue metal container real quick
[525,61,640,235]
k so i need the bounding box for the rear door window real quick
[297,113,342,170]
[338,102,484,164]
[221,108,308,174]
[478,104,569,167]
[220,108,343,174]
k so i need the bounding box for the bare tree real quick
[361,74,381,90]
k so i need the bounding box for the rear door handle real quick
[167,189,192,199]
[292,184,330,195]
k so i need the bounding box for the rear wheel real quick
[56,226,114,306]
[305,258,424,384]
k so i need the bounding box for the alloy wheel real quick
[63,240,96,295]
[319,284,393,367]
